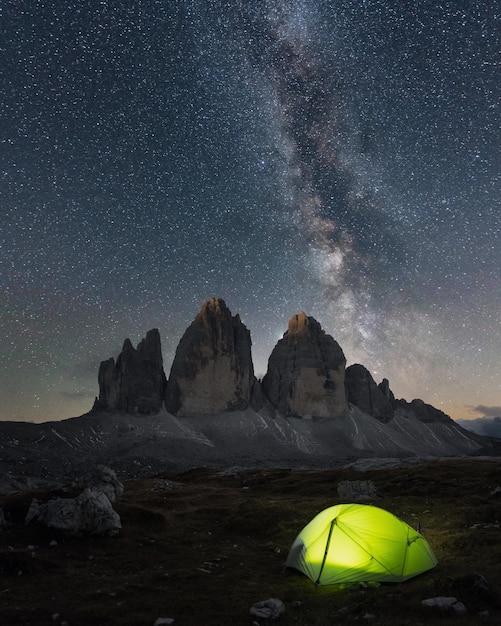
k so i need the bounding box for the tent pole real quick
[315,518,336,585]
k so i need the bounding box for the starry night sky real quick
[2,0,500,423]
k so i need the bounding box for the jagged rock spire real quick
[345,364,395,423]
[262,312,348,418]
[93,329,166,414]
[165,298,257,416]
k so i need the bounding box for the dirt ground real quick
[1,458,501,625]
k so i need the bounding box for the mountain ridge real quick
[1,406,497,483]
[1,298,500,480]
[91,298,461,427]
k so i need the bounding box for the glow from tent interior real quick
[288,504,438,584]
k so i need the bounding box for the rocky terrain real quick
[165,298,257,417]
[95,329,166,415]
[1,459,501,625]
[1,405,494,483]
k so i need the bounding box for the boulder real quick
[337,480,382,502]
[75,465,124,502]
[93,329,166,414]
[345,364,395,423]
[25,466,123,536]
[250,598,285,619]
[25,488,121,536]
[421,597,467,615]
[262,312,348,418]
[165,298,256,416]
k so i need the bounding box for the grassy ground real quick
[1,459,501,625]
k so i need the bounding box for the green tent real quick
[286,503,437,585]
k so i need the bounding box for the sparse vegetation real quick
[1,459,501,625]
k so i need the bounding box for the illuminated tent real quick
[286,503,437,585]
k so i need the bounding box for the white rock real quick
[25,488,121,536]
[250,598,285,619]
[337,480,381,502]
[153,618,174,626]
[421,596,461,610]
[77,465,124,502]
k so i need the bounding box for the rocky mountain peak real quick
[93,328,166,415]
[397,398,452,423]
[201,296,230,316]
[165,298,256,416]
[122,338,134,352]
[262,313,348,418]
[287,311,315,334]
[88,298,462,434]
[196,298,238,347]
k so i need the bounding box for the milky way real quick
[1,1,499,422]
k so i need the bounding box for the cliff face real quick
[345,364,395,423]
[164,298,256,417]
[89,299,461,435]
[262,312,348,418]
[94,329,166,415]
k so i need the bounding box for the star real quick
[1,1,499,424]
